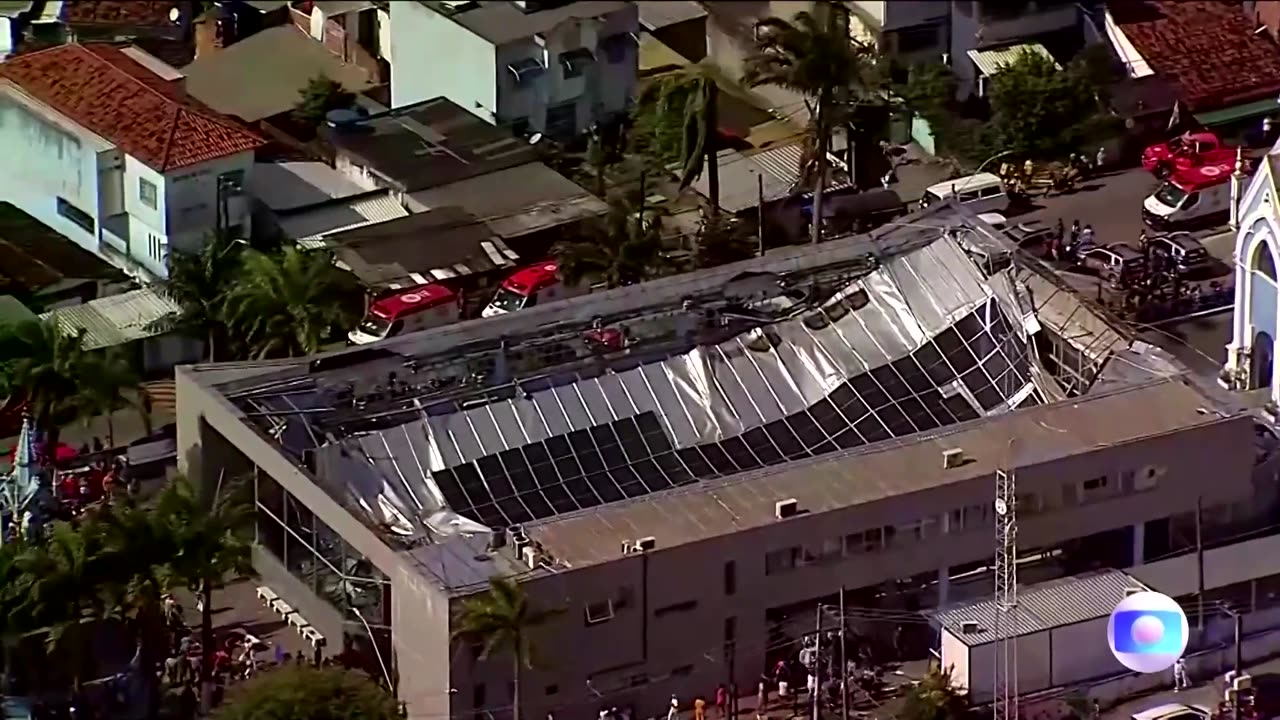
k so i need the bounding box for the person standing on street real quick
[668,696,680,720]
[695,697,707,720]
[716,685,729,718]
[1174,657,1190,691]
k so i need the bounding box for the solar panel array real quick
[435,301,1037,529]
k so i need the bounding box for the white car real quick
[1131,702,1212,720]
[977,212,1008,230]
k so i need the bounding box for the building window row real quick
[764,465,1163,576]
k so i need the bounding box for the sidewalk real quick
[1104,655,1280,719]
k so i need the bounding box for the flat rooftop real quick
[527,379,1228,570]
[324,97,540,193]
[0,202,124,299]
[426,0,632,46]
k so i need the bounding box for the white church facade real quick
[1226,146,1280,402]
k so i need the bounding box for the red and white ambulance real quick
[481,262,588,318]
[348,283,461,345]
[1141,160,1236,230]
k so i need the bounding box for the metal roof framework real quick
[245,231,1048,536]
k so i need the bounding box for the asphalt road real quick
[1104,653,1280,720]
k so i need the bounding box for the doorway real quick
[1253,330,1275,391]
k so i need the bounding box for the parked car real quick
[1079,243,1147,286]
[1131,703,1211,720]
[1004,220,1056,247]
[1145,232,1211,273]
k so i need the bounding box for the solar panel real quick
[432,300,1035,528]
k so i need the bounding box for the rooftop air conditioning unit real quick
[775,498,799,519]
[521,544,541,567]
[942,448,966,469]
[635,536,657,552]
[960,621,981,634]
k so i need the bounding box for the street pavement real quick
[1103,654,1280,720]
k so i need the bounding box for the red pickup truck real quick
[1142,131,1240,178]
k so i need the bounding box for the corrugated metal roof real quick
[932,570,1149,646]
[967,42,1060,77]
[697,143,856,212]
[636,0,705,30]
[282,191,410,243]
[39,287,180,350]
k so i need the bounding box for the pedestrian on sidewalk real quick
[1174,657,1190,691]
[668,696,679,720]
[695,697,707,720]
[757,678,767,712]
[1070,220,1080,246]
[716,685,729,718]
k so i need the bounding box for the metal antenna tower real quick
[992,450,1019,720]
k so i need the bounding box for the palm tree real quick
[75,347,145,449]
[0,319,89,453]
[157,475,253,711]
[638,65,723,212]
[553,188,674,289]
[742,3,884,243]
[221,247,363,359]
[98,498,180,719]
[0,541,29,696]
[900,666,970,720]
[451,577,561,720]
[152,232,245,362]
[15,519,112,696]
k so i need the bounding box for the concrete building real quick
[176,203,1260,720]
[388,0,638,139]
[0,43,264,281]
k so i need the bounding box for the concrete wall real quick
[451,416,1257,720]
[389,2,496,115]
[164,151,256,254]
[176,366,455,720]
[0,84,109,254]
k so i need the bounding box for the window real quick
[845,527,883,554]
[764,546,799,575]
[507,58,545,87]
[559,48,595,79]
[585,599,614,625]
[1183,192,1200,209]
[1082,475,1108,492]
[1016,492,1042,515]
[218,169,246,195]
[723,561,736,595]
[724,616,736,645]
[545,685,559,696]
[139,178,158,209]
[56,197,94,234]
[893,23,937,54]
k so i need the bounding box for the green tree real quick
[212,665,403,720]
[15,519,113,695]
[900,666,970,720]
[631,64,722,211]
[157,475,253,710]
[153,232,245,362]
[0,542,29,695]
[222,247,363,359]
[552,192,673,289]
[98,498,181,718]
[75,347,145,448]
[0,319,90,451]
[986,48,1122,161]
[451,577,561,720]
[293,75,355,128]
[742,3,884,242]
[694,212,756,269]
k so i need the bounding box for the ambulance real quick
[1142,160,1235,230]
[348,283,461,345]
[481,262,588,317]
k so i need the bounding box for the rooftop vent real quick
[960,621,981,634]
[486,530,507,553]
[622,536,658,555]
[942,448,966,469]
[775,498,799,520]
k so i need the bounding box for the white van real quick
[923,173,1008,214]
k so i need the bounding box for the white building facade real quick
[390,0,638,139]
[0,43,263,281]
[1226,147,1280,401]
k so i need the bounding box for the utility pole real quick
[813,606,822,720]
[1196,497,1205,631]
[839,587,849,720]
[757,174,765,257]
[1234,610,1243,720]
[993,447,1019,720]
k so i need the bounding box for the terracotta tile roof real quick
[1111,0,1280,111]
[0,43,265,172]
[62,0,191,28]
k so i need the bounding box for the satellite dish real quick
[168,7,181,23]
[528,132,543,145]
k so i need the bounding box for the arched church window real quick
[1255,239,1278,282]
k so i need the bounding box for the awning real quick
[967,42,1059,77]
[1194,97,1280,127]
